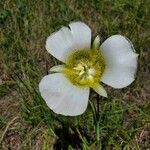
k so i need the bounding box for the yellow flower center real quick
[64,49,106,87]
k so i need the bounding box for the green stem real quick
[96,121,100,142]
[96,97,101,149]
[90,96,102,149]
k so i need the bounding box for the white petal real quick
[93,84,107,97]
[100,35,138,88]
[46,22,91,62]
[69,21,91,49]
[39,73,89,116]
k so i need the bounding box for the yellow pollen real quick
[64,49,105,87]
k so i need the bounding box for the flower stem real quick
[96,97,101,149]
[96,121,100,141]
[90,95,102,149]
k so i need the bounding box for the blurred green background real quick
[0,0,150,149]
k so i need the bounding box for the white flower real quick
[39,21,138,116]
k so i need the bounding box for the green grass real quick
[0,0,150,149]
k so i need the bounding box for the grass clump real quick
[0,0,149,149]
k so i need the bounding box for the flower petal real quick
[100,35,138,88]
[39,73,89,116]
[93,84,107,97]
[69,21,91,49]
[46,22,91,62]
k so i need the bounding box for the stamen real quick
[64,49,105,87]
